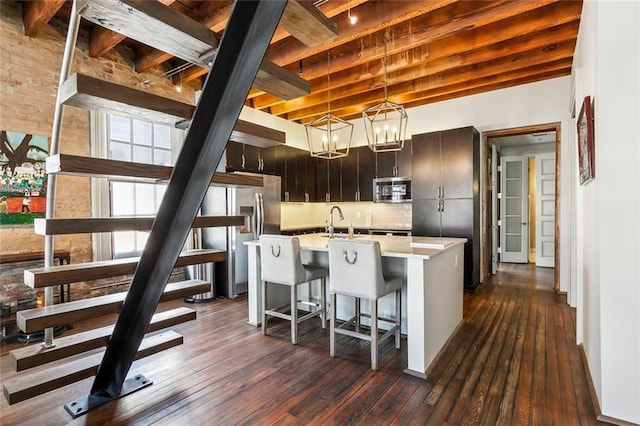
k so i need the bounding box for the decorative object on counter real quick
[259,235,327,345]
[577,95,595,185]
[306,51,352,160]
[362,29,408,153]
[327,239,402,370]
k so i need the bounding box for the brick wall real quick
[0,2,196,301]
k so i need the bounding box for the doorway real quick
[481,123,561,291]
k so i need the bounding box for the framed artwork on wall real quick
[577,96,595,185]
[0,130,48,225]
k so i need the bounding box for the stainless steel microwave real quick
[374,177,411,203]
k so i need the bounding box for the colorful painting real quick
[0,130,48,225]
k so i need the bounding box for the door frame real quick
[481,123,561,291]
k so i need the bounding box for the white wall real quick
[397,77,575,298]
[572,0,640,423]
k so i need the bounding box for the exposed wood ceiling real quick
[22,0,583,125]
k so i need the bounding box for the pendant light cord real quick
[383,29,388,101]
[327,51,331,113]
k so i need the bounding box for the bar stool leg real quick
[371,299,379,370]
[291,284,298,345]
[330,293,337,357]
[395,289,401,349]
[355,298,361,332]
[320,277,327,330]
[262,280,268,336]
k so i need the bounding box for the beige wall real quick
[281,201,411,231]
[0,3,196,300]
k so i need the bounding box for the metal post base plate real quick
[64,374,153,418]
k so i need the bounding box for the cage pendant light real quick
[362,30,408,152]
[306,52,352,159]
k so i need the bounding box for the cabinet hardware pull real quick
[271,244,281,257]
[241,154,245,168]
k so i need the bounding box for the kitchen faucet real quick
[326,205,344,238]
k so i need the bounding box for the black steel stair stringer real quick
[86,0,288,401]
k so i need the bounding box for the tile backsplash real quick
[281,201,411,231]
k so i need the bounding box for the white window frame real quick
[91,111,185,260]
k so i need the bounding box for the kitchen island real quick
[245,233,466,378]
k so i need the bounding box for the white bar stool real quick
[260,235,327,344]
[328,239,402,370]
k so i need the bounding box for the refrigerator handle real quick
[254,192,264,239]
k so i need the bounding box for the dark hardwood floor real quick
[0,263,601,425]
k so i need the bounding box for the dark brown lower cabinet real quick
[411,126,480,292]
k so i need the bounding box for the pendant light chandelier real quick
[362,30,408,152]
[306,52,353,159]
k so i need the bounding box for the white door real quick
[535,153,556,267]
[491,144,499,274]
[500,156,529,263]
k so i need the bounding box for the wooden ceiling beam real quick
[249,0,568,109]
[400,68,573,117]
[251,0,575,109]
[289,42,575,122]
[22,0,65,37]
[322,65,572,123]
[266,20,581,117]
[176,0,458,84]
[265,0,460,67]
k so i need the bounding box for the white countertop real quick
[246,233,466,260]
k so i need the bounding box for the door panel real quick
[500,156,529,263]
[536,153,555,267]
[411,132,440,199]
[491,144,499,274]
[440,127,474,199]
[358,147,376,201]
[411,199,440,236]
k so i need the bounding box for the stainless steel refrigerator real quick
[200,173,281,298]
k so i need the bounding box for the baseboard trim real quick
[578,343,638,426]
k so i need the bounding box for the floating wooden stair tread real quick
[24,250,224,289]
[60,73,193,125]
[75,0,309,99]
[17,279,209,333]
[78,0,218,68]
[34,215,244,235]
[3,330,183,405]
[10,307,195,371]
[46,153,264,186]
[279,0,338,47]
[0,250,69,265]
[59,73,287,144]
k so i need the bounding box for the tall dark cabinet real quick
[411,126,480,292]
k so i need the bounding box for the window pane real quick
[136,232,149,251]
[110,142,130,161]
[111,182,135,215]
[155,185,166,210]
[113,231,136,255]
[154,125,171,149]
[134,183,156,215]
[154,149,172,166]
[133,120,152,146]
[109,115,130,142]
[133,146,152,164]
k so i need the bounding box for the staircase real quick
[2,0,337,417]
